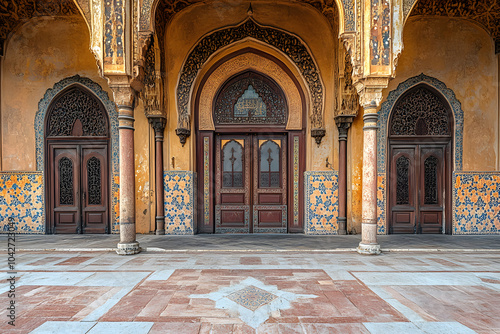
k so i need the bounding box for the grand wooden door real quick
[48,143,109,234]
[215,134,287,233]
[389,144,447,234]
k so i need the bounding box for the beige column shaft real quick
[357,106,381,255]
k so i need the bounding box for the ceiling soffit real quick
[0,0,80,56]
[409,0,500,53]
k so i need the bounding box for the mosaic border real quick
[304,171,339,235]
[293,136,300,226]
[0,172,45,234]
[34,75,120,233]
[453,171,500,235]
[203,137,210,226]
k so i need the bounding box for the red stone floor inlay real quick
[99,269,406,325]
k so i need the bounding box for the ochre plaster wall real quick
[134,100,154,234]
[1,16,111,171]
[384,17,499,171]
[163,2,339,172]
[347,109,364,234]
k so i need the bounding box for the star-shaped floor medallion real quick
[189,277,317,328]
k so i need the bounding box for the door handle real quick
[83,191,86,202]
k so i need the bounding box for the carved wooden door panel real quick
[81,145,109,233]
[215,135,251,233]
[253,135,287,233]
[215,134,287,233]
[49,143,109,234]
[50,145,81,234]
[418,146,445,234]
[389,146,416,233]
[389,144,445,234]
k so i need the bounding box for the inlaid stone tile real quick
[227,285,277,311]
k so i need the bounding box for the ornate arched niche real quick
[195,50,306,131]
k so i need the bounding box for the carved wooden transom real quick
[410,0,500,53]
[46,86,109,137]
[0,0,79,56]
[214,72,287,126]
[390,86,451,136]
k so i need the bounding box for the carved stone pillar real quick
[335,115,354,235]
[357,104,380,255]
[149,116,166,235]
[109,76,141,255]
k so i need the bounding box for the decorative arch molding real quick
[197,51,304,131]
[35,75,118,172]
[378,73,464,173]
[139,0,353,35]
[34,75,120,231]
[177,18,325,144]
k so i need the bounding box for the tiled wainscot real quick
[164,171,197,234]
[0,172,45,233]
[304,171,339,235]
[453,172,500,234]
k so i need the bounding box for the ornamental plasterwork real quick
[0,0,79,55]
[336,51,359,116]
[177,19,324,143]
[410,0,500,53]
[198,53,303,131]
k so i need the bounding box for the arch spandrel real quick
[197,52,304,131]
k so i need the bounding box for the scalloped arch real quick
[378,73,464,172]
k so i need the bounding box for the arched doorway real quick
[388,84,453,234]
[45,85,110,234]
[197,68,305,233]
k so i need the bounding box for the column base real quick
[155,229,165,235]
[337,217,347,235]
[357,242,381,255]
[116,241,141,255]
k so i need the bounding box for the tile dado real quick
[453,172,500,234]
[304,171,339,235]
[164,171,197,235]
[377,173,387,234]
[0,172,44,233]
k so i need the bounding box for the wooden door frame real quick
[388,137,452,234]
[46,137,111,234]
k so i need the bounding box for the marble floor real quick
[1,250,499,333]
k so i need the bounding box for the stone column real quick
[335,115,354,235]
[357,104,380,255]
[149,117,166,235]
[109,76,141,255]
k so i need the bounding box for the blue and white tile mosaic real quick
[164,171,197,235]
[453,172,500,234]
[377,172,386,234]
[33,75,120,233]
[0,172,44,233]
[304,171,339,235]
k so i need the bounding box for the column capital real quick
[148,116,167,135]
[107,75,136,109]
[354,77,390,108]
[335,115,354,141]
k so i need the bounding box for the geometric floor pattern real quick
[0,251,499,333]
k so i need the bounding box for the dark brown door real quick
[49,143,109,234]
[215,134,287,233]
[389,144,445,234]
